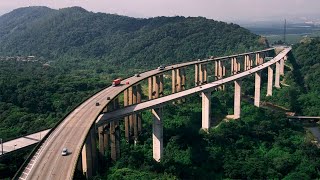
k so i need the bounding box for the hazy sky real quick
[0,0,319,22]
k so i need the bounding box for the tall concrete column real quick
[237,58,241,73]
[103,125,109,152]
[199,64,203,85]
[172,69,176,93]
[244,55,248,70]
[254,71,261,107]
[259,53,264,65]
[159,74,164,96]
[110,98,120,161]
[181,68,186,91]
[267,66,273,96]
[218,60,222,79]
[136,84,142,133]
[90,127,98,173]
[132,86,138,141]
[152,108,163,162]
[98,126,104,157]
[81,127,97,178]
[203,64,207,83]
[202,91,211,131]
[123,89,129,142]
[181,68,186,103]
[128,87,133,136]
[215,61,218,80]
[234,80,242,119]
[148,77,153,99]
[280,58,284,75]
[234,57,239,74]
[255,53,259,65]
[110,120,120,161]
[176,69,181,92]
[275,61,280,88]
[231,58,234,75]
[195,64,199,86]
[153,76,160,98]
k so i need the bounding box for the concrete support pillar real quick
[215,61,218,79]
[110,98,120,161]
[153,76,160,98]
[275,61,280,88]
[237,58,241,73]
[202,91,211,131]
[254,71,261,107]
[231,58,234,75]
[218,60,222,79]
[152,108,163,162]
[81,127,97,178]
[280,58,284,75]
[181,68,186,91]
[234,80,242,119]
[244,55,248,70]
[132,86,138,141]
[98,126,104,157]
[259,53,265,64]
[199,64,203,85]
[148,77,153,99]
[255,53,260,65]
[81,143,91,178]
[103,125,109,152]
[181,68,186,103]
[267,66,273,96]
[203,64,208,83]
[159,74,164,96]
[195,64,199,86]
[123,89,129,142]
[136,84,142,133]
[234,57,239,74]
[221,61,226,90]
[250,55,253,68]
[128,87,133,136]
[172,69,176,93]
[177,69,182,92]
[110,120,120,161]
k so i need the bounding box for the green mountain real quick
[0,6,267,68]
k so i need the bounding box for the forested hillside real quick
[0,6,267,68]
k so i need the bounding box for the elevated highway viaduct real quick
[14,47,291,179]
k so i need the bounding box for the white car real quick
[62,148,68,156]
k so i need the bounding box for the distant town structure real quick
[0,56,38,62]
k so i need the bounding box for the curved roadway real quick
[17,47,281,180]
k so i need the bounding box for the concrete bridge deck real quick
[0,129,50,156]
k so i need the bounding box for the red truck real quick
[112,79,121,86]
